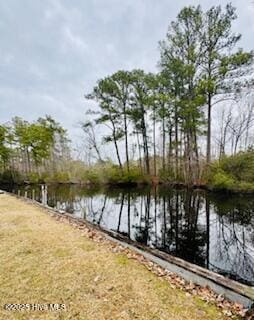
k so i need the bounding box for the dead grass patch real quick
[0,194,241,319]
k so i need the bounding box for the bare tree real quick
[229,103,254,154]
[81,121,103,163]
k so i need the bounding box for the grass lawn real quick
[0,193,232,320]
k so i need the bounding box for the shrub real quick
[102,165,149,185]
[207,150,254,191]
[220,151,254,183]
[237,182,254,192]
[158,167,185,183]
[121,167,148,184]
[53,171,70,183]
[27,172,42,184]
[211,170,235,190]
[0,169,22,184]
[85,170,100,184]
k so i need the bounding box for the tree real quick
[11,116,67,174]
[85,71,133,171]
[110,71,132,172]
[146,72,170,175]
[199,3,253,162]
[0,125,11,169]
[85,78,124,169]
[37,115,70,172]
[79,3,253,185]
[81,120,103,163]
[159,6,205,182]
[129,70,153,175]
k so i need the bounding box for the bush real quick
[211,170,235,190]
[53,172,70,183]
[0,169,22,184]
[27,172,44,184]
[220,151,254,183]
[99,164,149,185]
[85,169,100,184]
[237,182,254,192]
[158,167,185,183]
[207,151,254,192]
[121,167,149,184]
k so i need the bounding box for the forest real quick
[1,4,254,192]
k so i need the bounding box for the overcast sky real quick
[0,0,254,141]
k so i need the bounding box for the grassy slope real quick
[0,194,229,320]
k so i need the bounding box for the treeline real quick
[84,4,253,184]
[0,4,253,189]
[0,116,70,183]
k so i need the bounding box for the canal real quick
[3,184,254,286]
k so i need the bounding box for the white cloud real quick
[62,25,88,52]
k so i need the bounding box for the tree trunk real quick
[26,147,31,174]
[111,121,122,170]
[193,127,200,182]
[162,115,166,171]
[175,104,179,179]
[206,93,212,163]
[153,107,156,176]
[168,125,172,169]
[123,103,129,172]
[136,132,143,174]
[140,107,150,175]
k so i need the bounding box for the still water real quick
[4,184,254,286]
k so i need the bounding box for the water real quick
[3,184,254,286]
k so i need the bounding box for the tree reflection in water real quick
[10,184,254,286]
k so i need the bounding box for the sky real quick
[0,0,254,143]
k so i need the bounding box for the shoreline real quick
[2,180,254,195]
[2,190,254,317]
[1,191,245,320]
